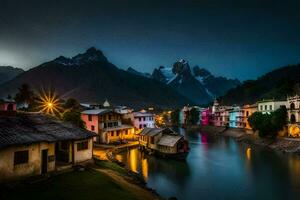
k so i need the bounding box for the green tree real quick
[187,107,200,125]
[15,84,35,108]
[248,107,288,138]
[62,110,85,129]
[63,98,80,110]
[171,109,180,125]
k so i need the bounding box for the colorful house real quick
[242,104,257,129]
[124,110,155,130]
[229,106,245,128]
[0,113,95,183]
[81,109,135,144]
[0,98,16,113]
[201,108,211,126]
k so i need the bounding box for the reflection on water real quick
[116,129,300,200]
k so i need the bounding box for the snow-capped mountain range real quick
[128,59,241,104]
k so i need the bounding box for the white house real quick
[125,110,155,130]
[257,100,287,114]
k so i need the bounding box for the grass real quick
[0,169,139,200]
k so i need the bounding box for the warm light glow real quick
[129,148,138,173]
[289,125,300,137]
[36,89,61,114]
[142,158,148,180]
[246,147,251,160]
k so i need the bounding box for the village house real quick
[287,95,300,137]
[81,109,135,144]
[139,128,189,159]
[257,99,287,114]
[0,112,95,183]
[242,104,257,129]
[0,98,17,112]
[201,108,211,126]
[229,106,245,128]
[212,106,232,127]
[124,110,155,130]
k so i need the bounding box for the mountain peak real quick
[53,47,108,66]
[72,47,107,64]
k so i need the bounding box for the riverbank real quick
[93,142,164,200]
[196,125,300,155]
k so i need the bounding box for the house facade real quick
[201,108,211,126]
[229,106,245,128]
[81,109,135,144]
[0,113,95,183]
[287,95,300,137]
[131,111,155,130]
[0,98,17,112]
[242,104,257,129]
[257,100,287,114]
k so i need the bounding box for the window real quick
[260,105,263,110]
[91,125,95,131]
[139,118,141,122]
[291,103,295,110]
[104,123,107,128]
[269,105,272,110]
[88,115,92,121]
[117,131,120,136]
[144,124,147,128]
[246,111,249,117]
[111,132,114,137]
[265,105,267,110]
[14,150,29,165]
[77,141,89,151]
[139,124,142,129]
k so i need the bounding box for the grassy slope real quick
[1,169,139,200]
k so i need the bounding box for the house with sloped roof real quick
[81,109,134,144]
[139,128,189,159]
[0,112,95,183]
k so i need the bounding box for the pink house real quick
[0,99,17,112]
[201,108,211,126]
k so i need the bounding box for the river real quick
[115,129,300,200]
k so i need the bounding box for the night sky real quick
[0,0,300,80]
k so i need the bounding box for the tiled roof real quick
[0,112,96,150]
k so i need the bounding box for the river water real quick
[115,129,300,200]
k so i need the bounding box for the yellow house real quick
[0,112,95,183]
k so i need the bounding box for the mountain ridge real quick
[0,48,193,109]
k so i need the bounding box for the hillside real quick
[0,66,24,84]
[219,64,300,105]
[0,48,193,108]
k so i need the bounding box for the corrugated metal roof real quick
[0,113,96,150]
[81,109,112,115]
[157,135,183,147]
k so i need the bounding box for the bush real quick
[62,110,85,129]
[248,107,288,138]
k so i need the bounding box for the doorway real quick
[41,149,48,174]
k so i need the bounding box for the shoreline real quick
[193,125,300,155]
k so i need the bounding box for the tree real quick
[187,107,200,125]
[171,109,180,125]
[15,84,35,108]
[248,107,288,138]
[63,98,80,110]
[62,110,85,129]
